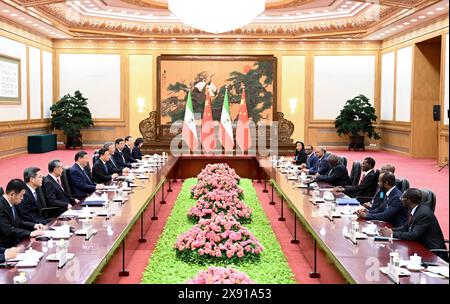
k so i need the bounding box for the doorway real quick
[412,36,442,159]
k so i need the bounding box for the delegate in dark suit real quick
[367,188,385,213]
[113,150,132,169]
[305,153,319,170]
[16,186,48,225]
[365,187,407,227]
[0,196,36,248]
[42,175,72,211]
[132,146,143,160]
[92,160,114,184]
[309,156,330,175]
[107,157,123,174]
[69,164,97,197]
[316,164,349,187]
[344,169,379,199]
[123,145,137,163]
[393,203,446,253]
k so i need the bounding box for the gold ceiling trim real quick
[19,0,66,7]
[37,3,397,38]
[119,0,317,11]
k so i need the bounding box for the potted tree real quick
[50,90,94,149]
[335,94,380,151]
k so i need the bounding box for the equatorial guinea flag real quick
[236,85,252,152]
[182,90,198,152]
[218,88,234,152]
[201,88,216,153]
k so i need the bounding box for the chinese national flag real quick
[201,89,216,153]
[236,88,252,152]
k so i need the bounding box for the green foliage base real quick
[141,178,296,284]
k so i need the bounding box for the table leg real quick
[309,239,321,278]
[291,215,300,244]
[160,182,166,204]
[278,196,286,221]
[151,197,158,220]
[139,214,147,243]
[118,239,129,277]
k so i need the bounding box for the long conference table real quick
[0,155,448,284]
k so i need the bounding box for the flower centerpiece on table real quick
[188,189,252,224]
[174,214,263,264]
[187,267,255,284]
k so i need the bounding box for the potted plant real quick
[335,94,380,151]
[50,90,94,149]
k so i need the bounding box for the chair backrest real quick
[92,150,99,166]
[420,189,436,213]
[61,168,73,196]
[84,162,92,179]
[350,161,362,186]
[36,187,48,208]
[0,187,4,196]
[339,156,348,168]
[396,178,410,192]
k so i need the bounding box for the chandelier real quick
[168,0,266,34]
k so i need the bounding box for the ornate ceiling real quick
[0,0,448,40]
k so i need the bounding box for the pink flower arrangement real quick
[174,214,263,263]
[188,189,252,224]
[191,163,243,200]
[187,267,255,284]
[196,163,241,183]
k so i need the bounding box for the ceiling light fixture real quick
[168,0,265,34]
[427,11,434,15]
[418,15,426,19]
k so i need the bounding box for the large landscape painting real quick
[157,55,277,126]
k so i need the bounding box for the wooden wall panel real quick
[439,128,449,165]
[378,125,411,155]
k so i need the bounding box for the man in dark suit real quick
[380,188,447,259]
[334,157,379,201]
[113,138,132,169]
[16,167,49,224]
[363,164,396,211]
[302,147,329,175]
[0,179,45,248]
[42,160,77,214]
[92,148,119,184]
[357,172,408,227]
[69,151,104,198]
[301,145,318,171]
[123,136,137,164]
[315,154,349,187]
[104,142,126,174]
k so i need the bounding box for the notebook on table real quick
[335,198,360,206]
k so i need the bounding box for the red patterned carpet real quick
[0,148,447,284]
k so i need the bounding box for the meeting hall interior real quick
[0,0,448,286]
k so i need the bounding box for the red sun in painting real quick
[243,65,252,74]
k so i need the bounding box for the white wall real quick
[42,50,53,119]
[29,46,41,120]
[395,46,413,122]
[380,52,395,121]
[0,36,27,121]
[313,55,376,120]
[444,33,449,126]
[59,54,121,119]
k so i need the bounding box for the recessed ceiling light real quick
[134,12,140,15]
[341,5,348,8]
[403,22,410,25]
[121,11,127,14]
[10,13,18,17]
[281,38,285,40]
[84,0,91,3]
[323,10,329,13]
[32,23,38,27]
[411,19,418,22]
[337,8,344,11]
[171,38,176,40]
[107,9,113,12]
[38,26,44,29]
[127,37,132,40]
[391,28,397,31]
[214,38,219,40]
[93,8,99,10]
[258,38,263,41]
[26,20,32,23]
[236,38,241,41]
[45,29,50,31]
[379,33,385,36]
[418,15,426,19]
[2,9,10,13]
[346,1,353,4]
[50,32,55,35]
[346,38,352,40]
[19,17,25,20]
[396,25,403,28]
[193,38,198,40]
[309,11,315,14]
[436,7,444,11]
[302,38,307,40]
[88,4,95,7]
[427,11,434,15]
[385,31,391,33]
[296,12,302,16]
[283,14,289,17]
